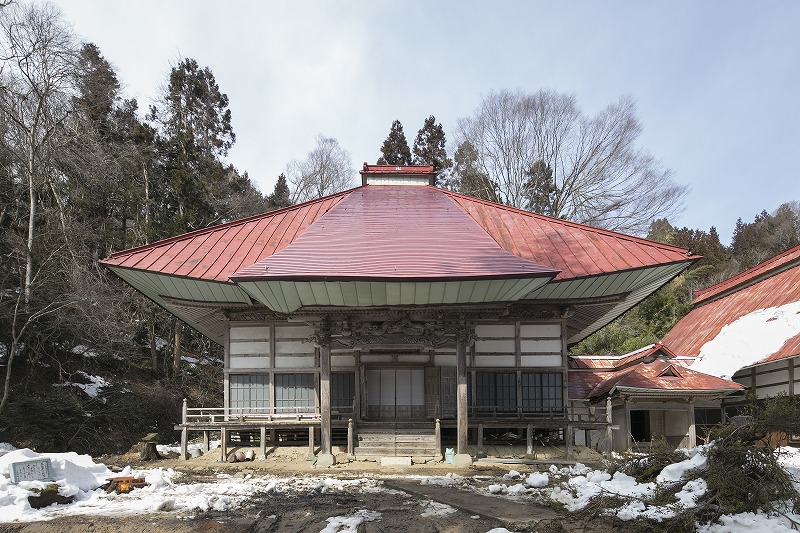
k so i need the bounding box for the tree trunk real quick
[173,322,183,375]
[150,312,158,373]
[25,134,36,306]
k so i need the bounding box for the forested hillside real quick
[0,1,797,454]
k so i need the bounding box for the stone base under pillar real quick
[315,453,336,468]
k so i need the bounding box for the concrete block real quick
[380,456,412,467]
[453,454,473,468]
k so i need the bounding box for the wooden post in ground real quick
[308,426,315,457]
[527,424,534,456]
[566,423,574,459]
[260,426,267,459]
[180,398,188,461]
[605,396,613,457]
[202,430,209,452]
[220,427,228,462]
[687,399,696,449]
[477,423,484,454]
[435,419,441,458]
[347,419,354,458]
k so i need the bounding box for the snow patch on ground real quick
[420,500,457,517]
[691,301,800,379]
[320,509,381,532]
[53,371,109,399]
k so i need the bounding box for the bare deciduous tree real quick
[0,1,79,302]
[287,135,355,203]
[455,89,688,235]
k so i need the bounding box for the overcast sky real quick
[55,0,799,243]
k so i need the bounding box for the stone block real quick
[380,456,412,467]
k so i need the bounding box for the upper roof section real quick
[232,186,557,281]
[360,162,437,186]
[569,343,677,370]
[693,244,800,306]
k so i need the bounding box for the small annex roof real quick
[663,244,800,374]
[100,165,698,344]
[568,348,745,401]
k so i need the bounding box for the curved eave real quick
[106,266,253,344]
[612,386,744,398]
[524,261,695,345]
[235,276,553,314]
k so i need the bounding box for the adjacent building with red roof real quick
[102,164,701,462]
[662,244,800,419]
[568,344,743,451]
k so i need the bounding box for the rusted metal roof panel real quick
[232,186,559,280]
[568,360,744,400]
[442,190,698,281]
[100,192,351,282]
[663,254,800,365]
[693,244,800,305]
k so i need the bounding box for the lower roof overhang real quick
[611,386,744,399]
[232,275,555,314]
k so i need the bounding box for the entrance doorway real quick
[366,368,425,419]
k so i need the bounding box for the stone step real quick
[354,447,440,457]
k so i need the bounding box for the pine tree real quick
[376,120,412,165]
[412,115,452,171]
[269,173,292,209]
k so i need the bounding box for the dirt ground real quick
[0,445,638,533]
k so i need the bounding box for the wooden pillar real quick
[220,427,228,462]
[687,399,696,449]
[180,398,188,461]
[435,418,441,458]
[308,426,315,456]
[623,397,631,450]
[260,426,267,459]
[477,423,484,452]
[202,430,209,452]
[526,424,534,455]
[605,396,613,457]
[565,423,574,459]
[347,419,354,458]
[456,334,468,454]
[320,342,332,456]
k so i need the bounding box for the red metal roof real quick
[568,359,744,400]
[441,190,699,280]
[231,186,558,280]
[101,192,351,282]
[693,244,800,305]
[102,178,696,290]
[663,246,800,365]
[569,343,676,370]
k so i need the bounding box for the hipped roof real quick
[568,345,744,400]
[101,178,697,344]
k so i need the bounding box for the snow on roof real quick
[690,300,800,379]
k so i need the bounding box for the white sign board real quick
[9,458,53,484]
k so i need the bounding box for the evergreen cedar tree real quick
[376,120,412,165]
[412,115,452,171]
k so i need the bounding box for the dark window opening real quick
[332,372,355,411]
[630,410,651,442]
[695,408,723,426]
[521,372,563,411]
[475,372,517,412]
